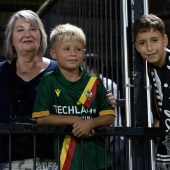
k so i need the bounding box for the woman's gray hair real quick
[4,10,47,60]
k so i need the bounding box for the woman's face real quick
[12,18,41,57]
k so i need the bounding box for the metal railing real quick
[0,123,159,170]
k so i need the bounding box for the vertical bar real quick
[96,0,100,72]
[57,135,60,169]
[104,137,107,170]
[93,0,96,55]
[115,0,119,86]
[81,138,84,170]
[109,0,114,93]
[100,0,104,77]
[104,0,108,81]
[9,134,11,170]
[144,0,151,128]
[33,135,36,170]
[122,0,131,128]
[121,0,132,170]
[143,1,156,170]
[88,0,92,53]
[115,0,122,128]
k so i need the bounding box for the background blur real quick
[0,0,170,60]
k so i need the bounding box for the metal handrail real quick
[0,123,159,137]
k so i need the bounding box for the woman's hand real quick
[106,90,117,108]
[152,118,160,128]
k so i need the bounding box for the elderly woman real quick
[0,10,117,170]
[0,10,58,169]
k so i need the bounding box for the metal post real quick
[122,0,132,169]
[143,1,156,169]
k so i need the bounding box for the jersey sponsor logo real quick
[53,105,96,115]
[53,105,95,120]
[55,89,61,97]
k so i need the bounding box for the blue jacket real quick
[0,61,10,161]
[0,61,10,123]
[0,60,58,162]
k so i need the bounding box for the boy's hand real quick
[72,119,94,138]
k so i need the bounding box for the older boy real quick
[133,14,169,169]
[32,23,116,170]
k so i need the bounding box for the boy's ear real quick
[134,42,140,52]
[49,48,56,59]
[164,34,168,46]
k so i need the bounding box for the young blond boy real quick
[32,23,115,170]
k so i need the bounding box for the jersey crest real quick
[84,89,93,100]
[77,76,99,107]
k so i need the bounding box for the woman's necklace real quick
[18,59,38,75]
[22,62,37,74]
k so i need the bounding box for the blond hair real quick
[50,23,86,48]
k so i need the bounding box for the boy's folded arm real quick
[36,114,82,125]
[90,114,115,129]
[72,114,115,138]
